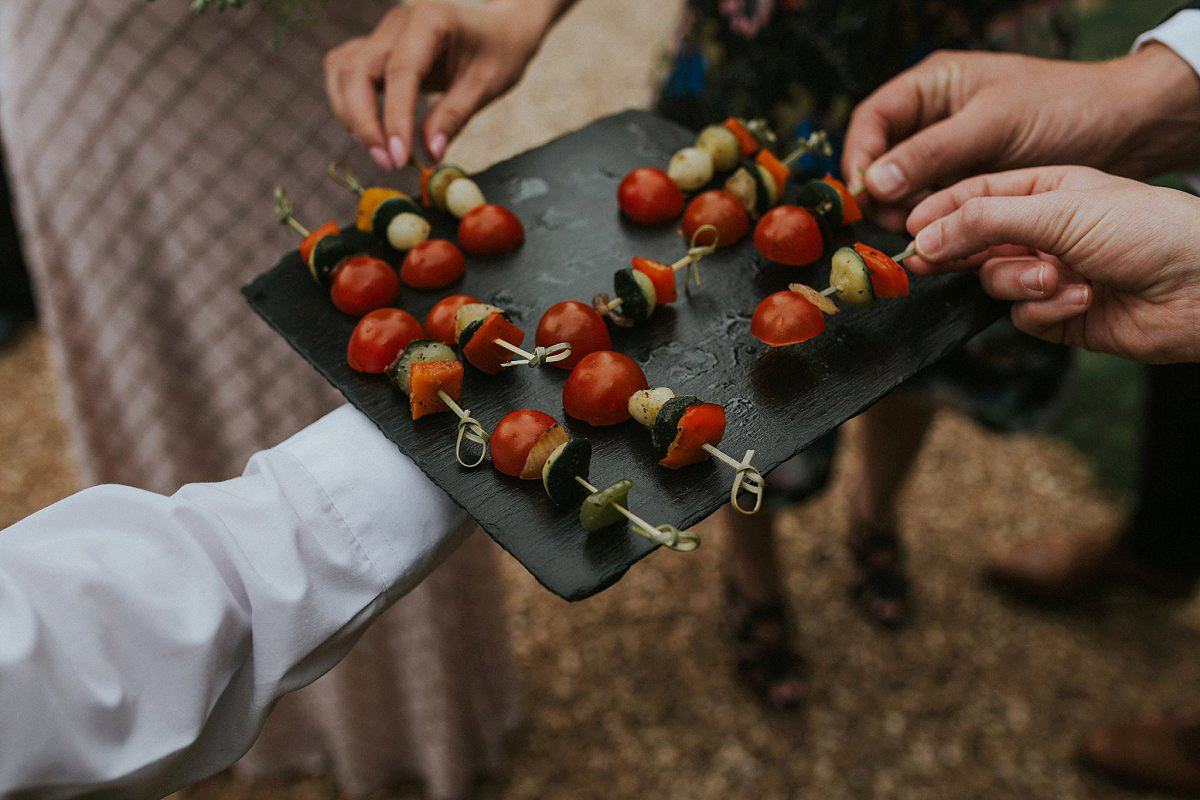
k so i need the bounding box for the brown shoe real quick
[984,532,1196,603]
[1081,713,1200,795]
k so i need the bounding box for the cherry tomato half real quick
[536,301,612,370]
[424,294,479,345]
[853,243,910,298]
[346,308,425,373]
[750,290,826,347]
[491,409,558,478]
[754,205,823,267]
[329,255,401,316]
[400,239,466,290]
[458,204,525,257]
[563,351,649,426]
[618,167,685,226]
[682,190,749,249]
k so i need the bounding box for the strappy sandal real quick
[723,579,809,711]
[847,521,911,628]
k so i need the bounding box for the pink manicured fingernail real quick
[1018,265,1046,294]
[1063,285,1090,305]
[369,145,393,172]
[866,161,906,198]
[914,223,942,258]
[388,135,407,168]
[428,132,448,161]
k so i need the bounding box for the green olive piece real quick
[612,268,656,323]
[387,339,458,394]
[829,247,874,305]
[371,196,423,242]
[542,438,592,508]
[579,478,633,530]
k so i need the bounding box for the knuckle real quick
[959,197,991,231]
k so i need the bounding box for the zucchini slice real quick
[542,438,592,508]
[428,164,467,211]
[371,195,422,242]
[387,339,458,395]
[579,478,632,530]
[650,395,701,454]
[308,235,357,288]
[613,268,656,323]
[829,246,874,305]
[795,179,844,226]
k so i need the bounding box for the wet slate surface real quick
[244,109,1005,601]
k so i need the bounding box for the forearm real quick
[0,405,470,797]
[1108,41,1200,178]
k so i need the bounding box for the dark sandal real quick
[848,522,911,628]
[723,580,809,711]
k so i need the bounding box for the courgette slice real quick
[542,438,592,508]
[650,395,701,454]
[579,478,632,530]
[371,196,423,242]
[428,164,467,211]
[309,235,357,288]
[829,246,874,305]
[387,339,458,394]
[613,268,656,323]
[795,179,844,226]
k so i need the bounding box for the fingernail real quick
[369,145,393,172]
[914,223,942,258]
[429,131,448,161]
[1062,285,1090,306]
[866,161,906,198]
[1018,265,1045,295]
[388,135,407,168]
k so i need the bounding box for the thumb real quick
[864,107,1003,202]
[422,69,493,161]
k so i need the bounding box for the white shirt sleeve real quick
[1134,9,1200,191]
[0,404,471,799]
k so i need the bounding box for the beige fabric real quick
[0,2,518,797]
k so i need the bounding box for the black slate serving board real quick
[244,109,1005,601]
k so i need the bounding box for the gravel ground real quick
[4,2,1198,798]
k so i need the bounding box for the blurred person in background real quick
[0,138,35,349]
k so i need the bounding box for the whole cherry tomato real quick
[329,255,400,316]
[754,205,823,267]
[750,290,826,346]
[681,190,749,249]
[423,294,479,345]
[563,351,649,426]
[617,167,685,226]
[491,409,558,477]
[346,308,425,373]
[536,301,612,370]
[458,204,525,257]
[400,239,466,290]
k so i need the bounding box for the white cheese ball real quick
[667,146,714,191]
[696,125,741,172]
[445,177,486,218]
[385,212,431,251]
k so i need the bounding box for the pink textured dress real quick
[0,2,519,797]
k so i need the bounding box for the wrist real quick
[491,0,572,44]
[1109,44,1200,177]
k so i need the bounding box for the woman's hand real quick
[905,166,1200,363]
[841,46,1200,231]
[324,0,569,170]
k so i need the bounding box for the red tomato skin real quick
[750,290,826,346]
[329,256,401,316]
[853,243,910,298]
[681,190,749,249]
[400,239,466,290]
[618,167,685,226]
[423,294,479,345]
[491,410,557,477]
[458,204,525,257]
[347,308,425,373]
[536,301,612,370]
[562,351,649,426]
[753,206,823,267]
[631,257,677,304]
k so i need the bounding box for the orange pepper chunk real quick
[853,243,909,298]
[723,117,759,157]
[419,166,436,208]
[755,150,790,201]
[632,257,677,304]
[356,187,407,232]
[299,221,339,263]
[660,403,727,469]
[823,175,863,224]
[409,360,463,420]
[462,312,526,375]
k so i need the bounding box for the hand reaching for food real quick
[905,166,1200,363]
[324,0,575,171]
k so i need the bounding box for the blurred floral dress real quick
[657,0,1075,503]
